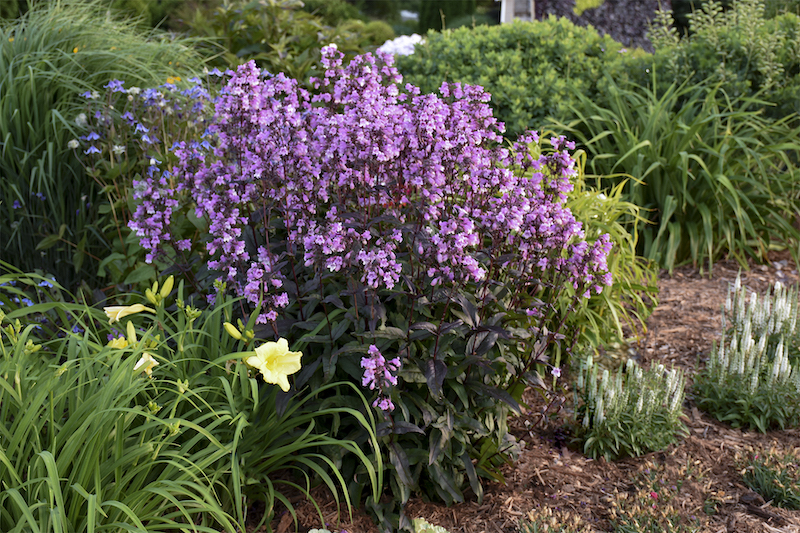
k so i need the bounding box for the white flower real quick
[112,145,126,155]
[128,86,141,95]
[134,353,159,377]
[67,139,79,149]
[75,113,88,128]
[377,34,425,56]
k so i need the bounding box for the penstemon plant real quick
[121,46,613,520]
[573,355,687,460]
[694,275,800,432]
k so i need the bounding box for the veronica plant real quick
[123,47,613,514]
[0,262,382,531]
[573,355,687,460]
[694,275,800,432]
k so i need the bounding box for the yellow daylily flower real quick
[104,304,155,324]
[244,338,302,392]
[107,336,129,349]
[134,353,159,377]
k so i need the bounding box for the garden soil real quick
[270,252,800,533]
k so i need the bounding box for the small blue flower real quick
[208,67,223,76]
[12,200,21,209]
[38,279,54,288]
[134,123,149,134]
[84,146,101,155]
[81,131,100,142]
[72,324,84,334]
[104,79,126,93]
[140,133,155,145]
[21,297,33,307]
[35,192,46,201]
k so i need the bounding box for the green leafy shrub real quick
[301,0,366,25]
[395,18,629,137]
[741,449,800,509]
[694,275,800,432]
[549,73,800,271]
[572,355,687,460]
[184,0,374,82]
[647,0,800,122]
[0,0,201,290]
[0,263,382,531]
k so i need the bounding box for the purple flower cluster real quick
[128,46,612,334]
[361,344,401,411]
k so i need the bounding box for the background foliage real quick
[0,0,201,290]
[549,73,800,271]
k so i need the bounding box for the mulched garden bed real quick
[286,252,800,533]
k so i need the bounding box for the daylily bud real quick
[145,288,158,306]
[127,321,137,344]
[160,275,174,298]
[224,322,243,340]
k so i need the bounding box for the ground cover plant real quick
[739,447,800,509]
[0,0,202,290]
[0,263,382,532]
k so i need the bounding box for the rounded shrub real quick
[395,17,628,137]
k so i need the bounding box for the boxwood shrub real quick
[395,17,634,137]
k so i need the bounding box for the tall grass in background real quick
[550,73,800,271]
[0,0,202,290]
[0,261,382,531]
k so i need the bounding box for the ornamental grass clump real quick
[125,45,613,512]
[694,275,800,432]
[573,355,687,460]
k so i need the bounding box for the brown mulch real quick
[286,252,800,533]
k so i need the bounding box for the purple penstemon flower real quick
[361,344,401,411]
[128,46,612,333]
